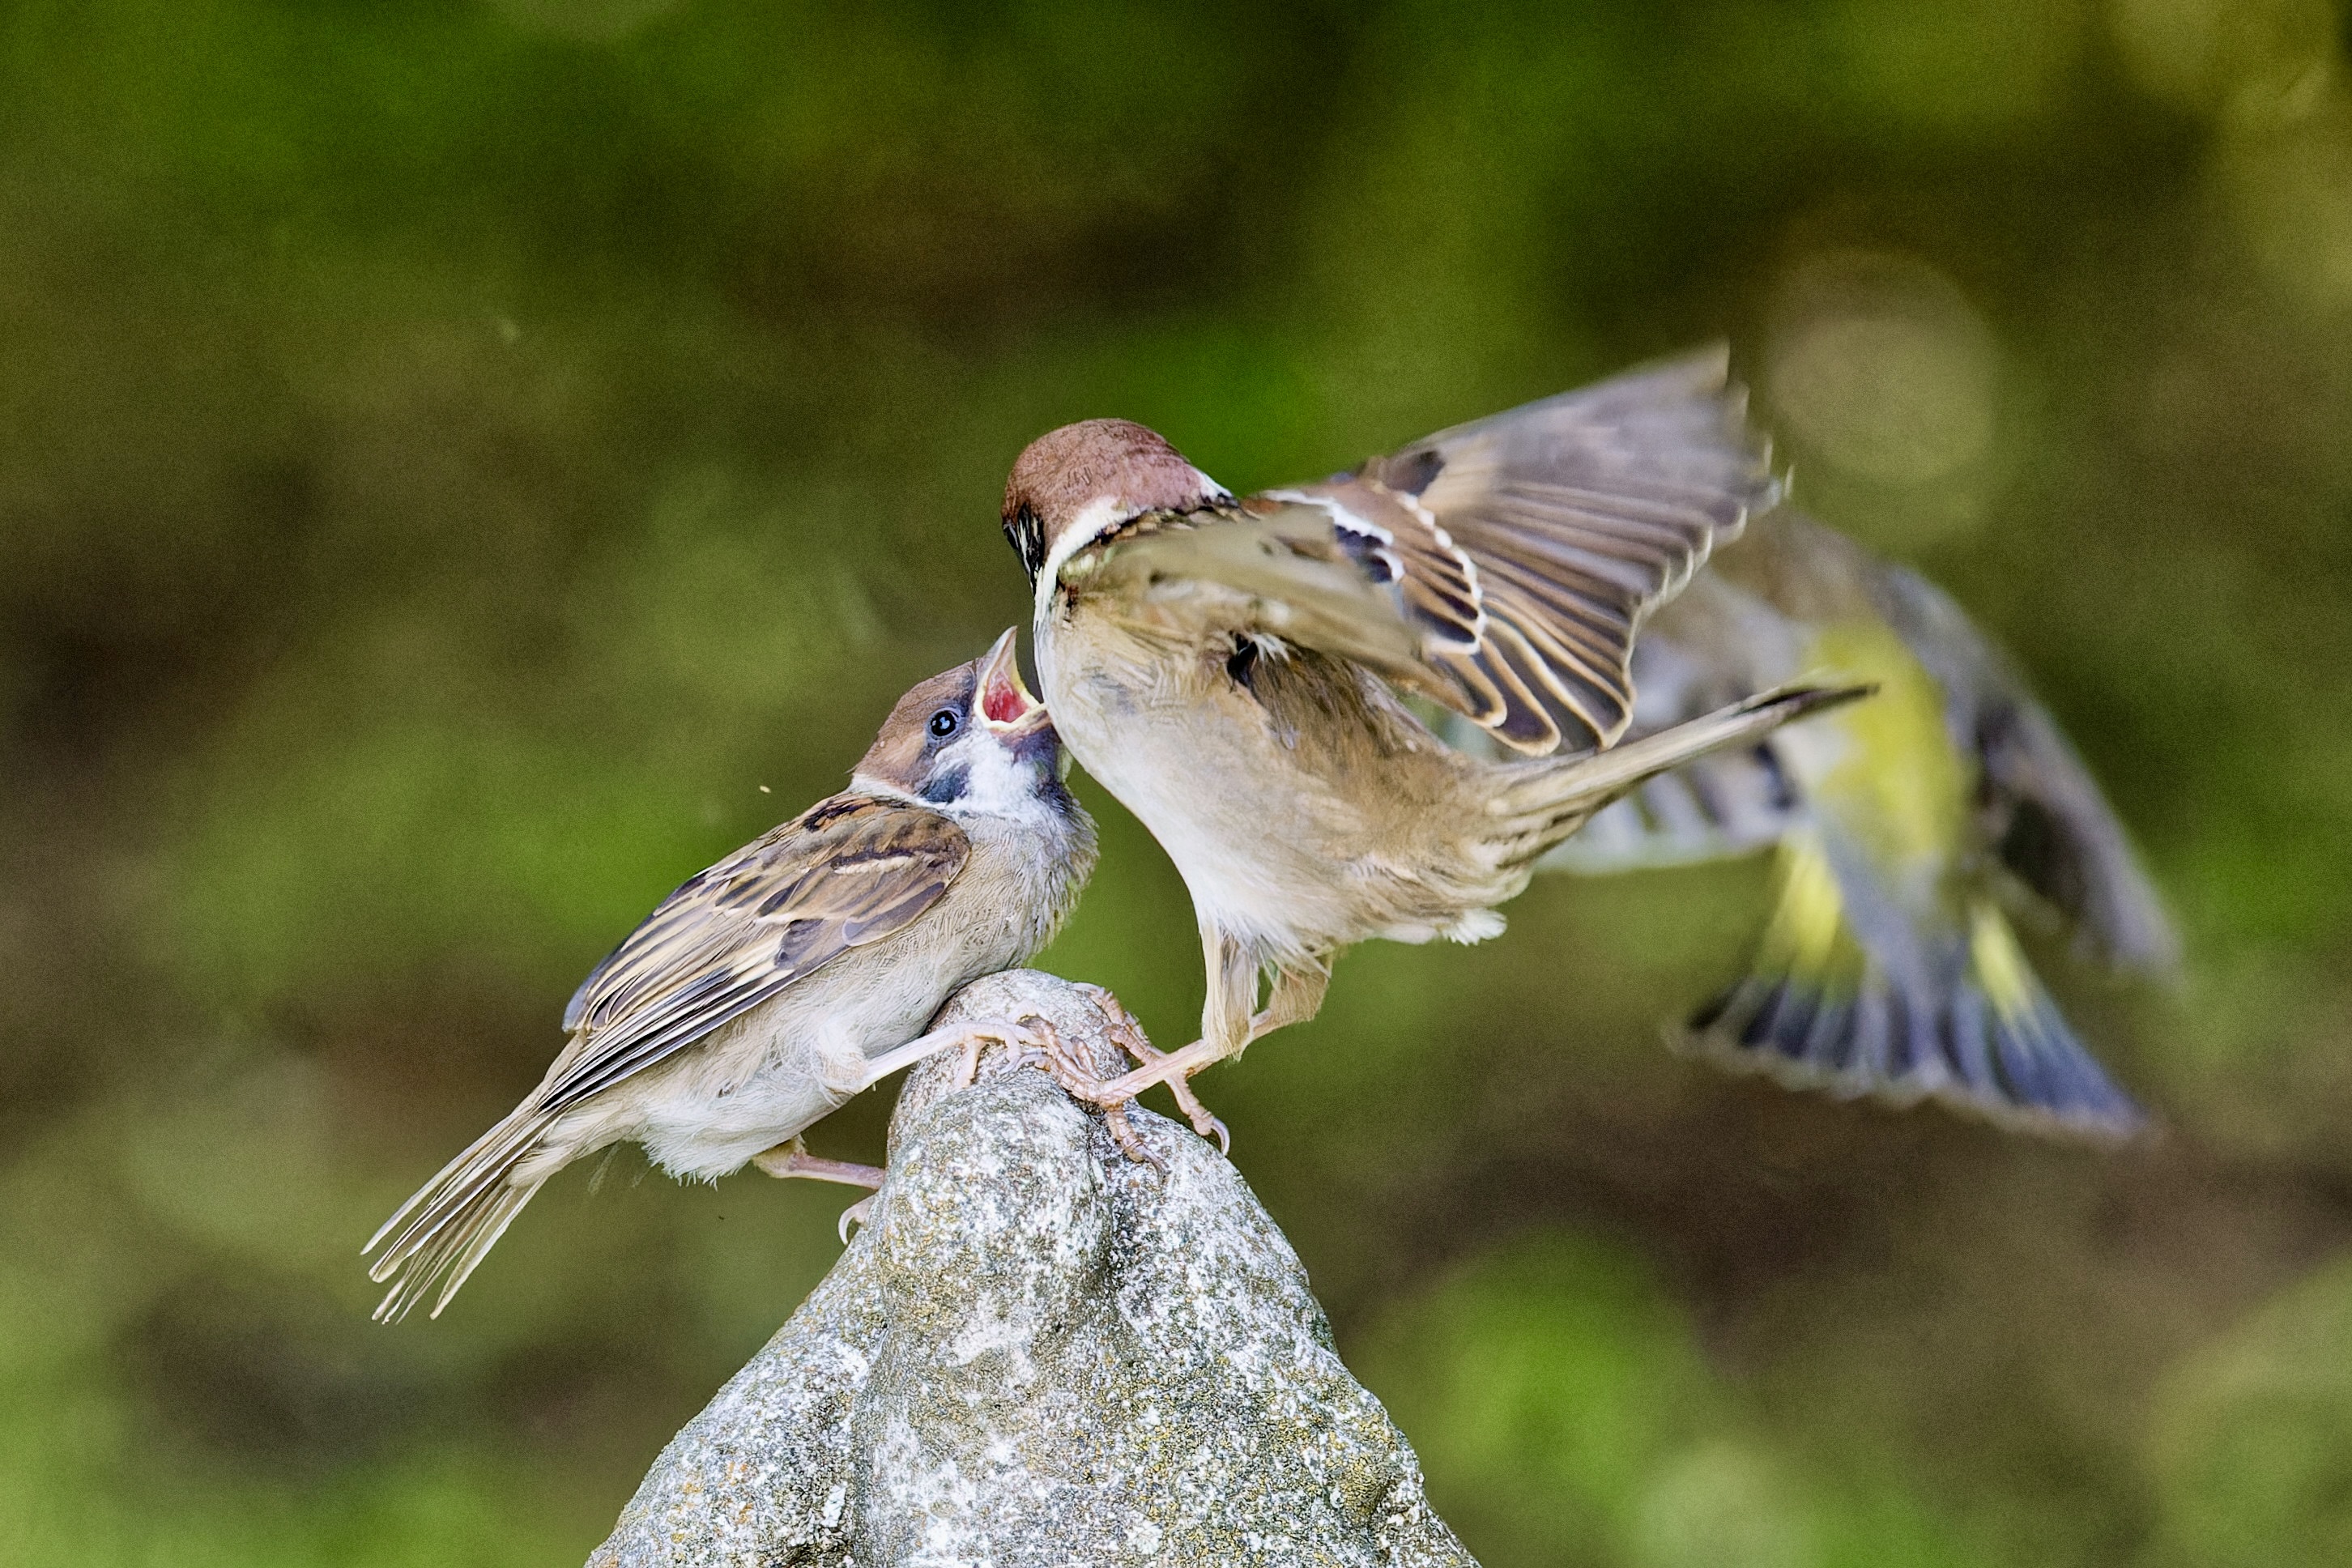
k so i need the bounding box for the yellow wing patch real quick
[1755,828,1862,992]
[1799,619,1969,885]
[1966,900,2040,1025]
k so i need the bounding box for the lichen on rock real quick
[590,968,1474,1567]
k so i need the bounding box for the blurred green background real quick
[3,0,2350,1562]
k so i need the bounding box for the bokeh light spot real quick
[1766,251,2002,491]
[2107,0,2341,124]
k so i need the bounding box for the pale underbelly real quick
[579,910,1022,1182]
[1052,675,1383,958]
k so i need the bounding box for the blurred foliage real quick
[1,0,2349,1562]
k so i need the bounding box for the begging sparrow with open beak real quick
[365,632,1096,1320]
[1002,349,1870,1131]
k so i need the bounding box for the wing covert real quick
[1063,347,1775,755]
[544,795,969,1111]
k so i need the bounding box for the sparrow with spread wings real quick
[1002,350,1870,1129]
[365,633,1097,1320]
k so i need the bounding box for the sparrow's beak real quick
[975,628,1051,737]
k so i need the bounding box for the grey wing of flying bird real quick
[1536,510,2177,1139]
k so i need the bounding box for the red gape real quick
[981,676,1029,726]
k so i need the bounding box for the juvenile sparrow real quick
[999,350,1870,1119]
[1538,509,2175,1136]
[365,632,1097,1320]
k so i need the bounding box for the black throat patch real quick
[919,763,971,805]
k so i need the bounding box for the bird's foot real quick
[1017,1012,1161,1168]
[752,1137,887,1244]
[938,1018,1052,1089]
[1056,1035,1234,1157]
[1080,984,1231,1155]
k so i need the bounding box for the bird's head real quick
[1000,419,1231,594]
[855,630,1070,817]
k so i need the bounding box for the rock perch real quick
[589,968,1475,1567]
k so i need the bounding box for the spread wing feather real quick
[1867,562,2180,974]
[545,795,969,1110]
[1522,512,2171,1139]
[1071,347,1775,755]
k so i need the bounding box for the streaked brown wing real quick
[544,794,969,1110]
[1076,501,1430,675]
[1076,349,1773,756]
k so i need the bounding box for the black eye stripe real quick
[1003,502,1046,582]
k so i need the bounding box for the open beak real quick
[975,628,1051,737]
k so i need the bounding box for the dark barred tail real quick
[364,1106,561,1322]
[1678,833,2146,1140]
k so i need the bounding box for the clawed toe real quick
[1101,1101,1166,1170]
[1161,1075,1229,1153]
[1188,1106,1233,1156]
[935,996,1232,1167]
[1075,986,1235,1158]
[951,1030,990,1089]
[1011,1012,1160,1169]
[1023,1014,1114,1103]
[1080,983,1148,1054]
[944,1019,1045,1089]
[752,1138,886,1245]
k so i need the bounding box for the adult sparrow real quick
[365,632,1097,1320]
[1538,509,2174,1137]
[1000,349,1869,1121]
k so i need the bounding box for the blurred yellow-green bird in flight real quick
[1538,510,2177,1139]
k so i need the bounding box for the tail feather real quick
[366,1107,536,1255]
[1485,682,1872,861]
[1679,832,2146,1140]
[365,1107,560,1322]
[373,1184,540,1323]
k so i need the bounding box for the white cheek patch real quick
[1034,496,1128,628]
[1033,466,1232,628]
[1189,466,1234,505]
[946,735,1051,822]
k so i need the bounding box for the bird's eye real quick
[927,709,960,739]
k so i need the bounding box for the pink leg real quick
[752,1136,885,1190]
[752,1136,886,1243]
[1080,983,1230,1153]
[1065,958,1330,1139]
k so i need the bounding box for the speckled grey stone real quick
[590,969,1475,1568]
